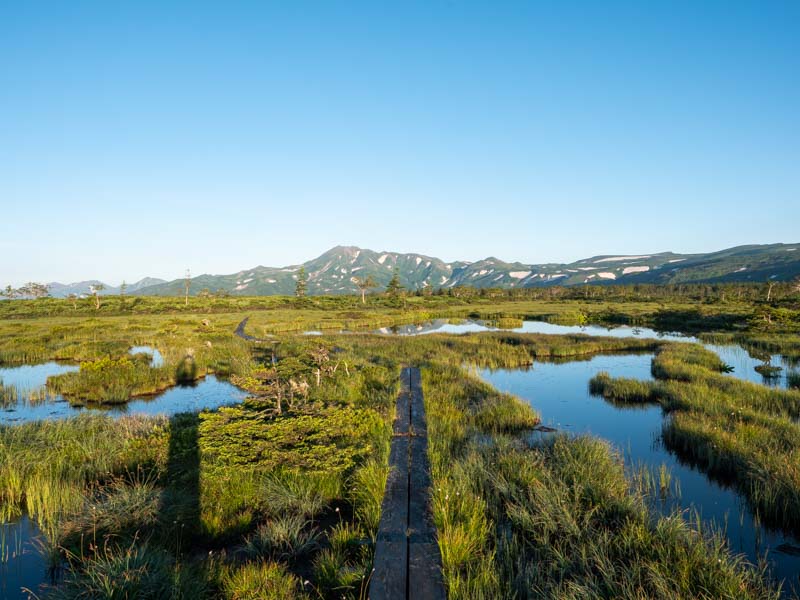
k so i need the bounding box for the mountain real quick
[131,243,800,297]
[46,278,167,298]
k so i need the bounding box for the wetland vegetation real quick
[1,284,799,598]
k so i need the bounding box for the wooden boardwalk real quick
[369,367,446,600]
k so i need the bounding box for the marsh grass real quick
[243,515,320,561]
[218,560,303,599]
[47,355,177,404]
[1,300,795,597]
[417,357,781,599]
[0,379,17,408]
[589,371,655,403]
[0,377,61,409]
[591,342,800,537]
[48,539,214,600]
[0,415,167,531]
[0,342,396,598]
[349,460,388,535]
[0,313,255,408]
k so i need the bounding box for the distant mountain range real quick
[46,278,167,298]
[43,243,800,298]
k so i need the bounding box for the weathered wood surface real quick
[370,367,446,600]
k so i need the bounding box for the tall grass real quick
[0,379,17,408]
[418,358,781,599]
[591,342,800,537]
[0,415,167,528]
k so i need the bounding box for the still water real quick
[369,319,797,389]
[0,346,245,425]
[478,353,800,594]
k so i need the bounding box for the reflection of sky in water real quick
[0,514,49,600]
[368,319,797,389]
[480,354,800,595]
[0,361,78,397]
[0,359,245,425]
[129,345,165,367]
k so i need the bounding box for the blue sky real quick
[1,1,798,286]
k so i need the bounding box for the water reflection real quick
[0,361,245,425]
[0,514,50,600]
[128,345,164,367]
[363,319,797,389]
[479,355,800,594]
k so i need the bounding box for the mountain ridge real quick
[137,243,800,296]
[45,278,167,298]
[39,243,800,297]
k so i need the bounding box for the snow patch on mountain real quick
[595,255,651,263]
[622,266,650,274]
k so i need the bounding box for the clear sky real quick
[1,1,798,286]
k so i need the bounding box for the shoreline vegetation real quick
[590,343,800,537]
[1,285,799,598]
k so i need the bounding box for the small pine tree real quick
[295,267,308,298]
[386,272,403,297]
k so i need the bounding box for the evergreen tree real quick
[386,272,403,297]
[295,267,308,298]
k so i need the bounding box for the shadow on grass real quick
[159,412,202,551]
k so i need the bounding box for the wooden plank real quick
[393,390,410,435]
[408,434,446,600]
[371,366,446,600]
[408,540,446,600]
[394,367,411,435]
[408,435,432,536]
[370,436,409,599]
[409,378,427,436]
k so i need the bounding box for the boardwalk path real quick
[233,317,273,342]
[370,367,446,600]
[232,319,446,596]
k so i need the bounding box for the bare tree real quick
[766,280,776,302]
[90,284,105,310]
[67,293,79,310]
[352,275,377,304]
[309,345,330,386]
[184,269,191,306]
